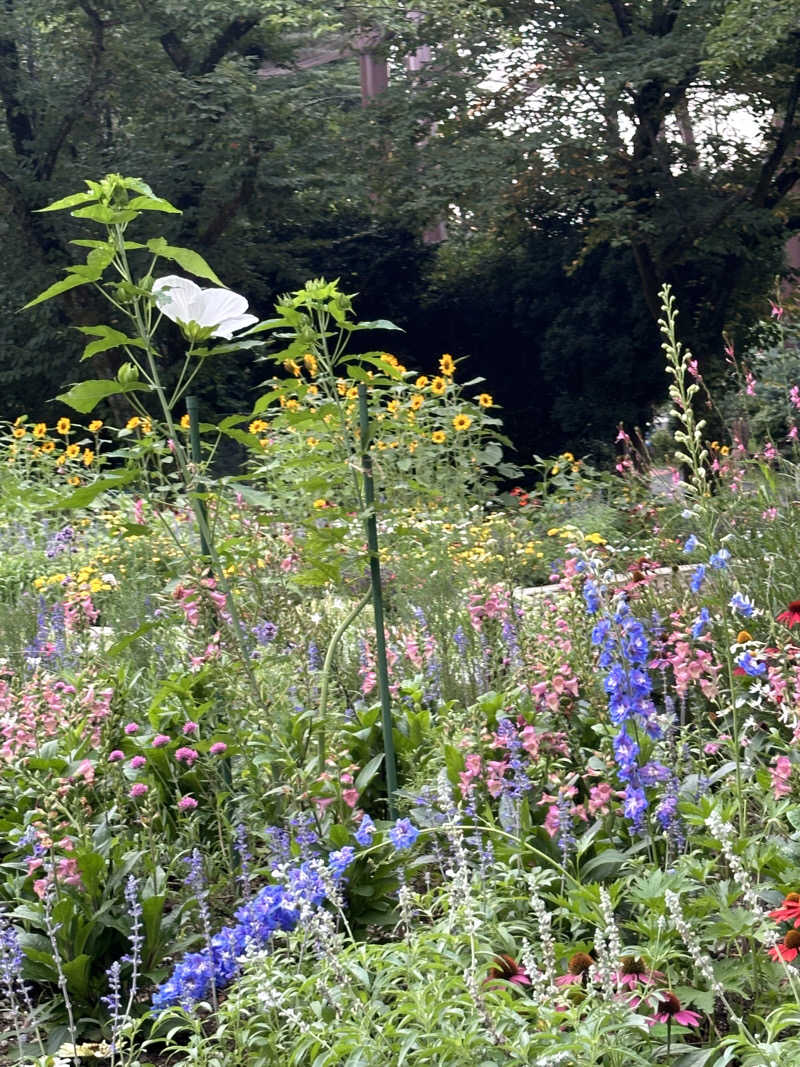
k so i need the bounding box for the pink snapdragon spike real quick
[648,991,702,1027]
[153,275,258,339]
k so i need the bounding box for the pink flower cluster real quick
[771,755,793,799]
[0,673,112,759]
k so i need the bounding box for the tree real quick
[339,1,800,353]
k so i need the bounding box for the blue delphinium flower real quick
[328,846,356,879]
[583,580,601,615]
[729,592,754,618]
[736,651,767,677]
[709,548,731,570]
[691,607,710,639]
[683,534,698,553]
[388,818,419,851]
[354,814,376,847]
[690,564,706,593]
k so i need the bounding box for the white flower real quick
[152,275,258,340]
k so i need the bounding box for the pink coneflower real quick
[152,734,171,748]
[648,991,702,1027]
[556,952,594,987]
[129,782,148,799]
[209,741,227,756]
[177,795,198,812]
[769,892,800,926]
[614,956,664,990]
[175,747,199,766]
[777,601,800,629]
[769,928,800,962]
[485,954,531,988]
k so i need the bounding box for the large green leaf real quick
[23,273,96,310]
[76,325,146,361]
[50,469,137,510]
[36,189,98,213]
[56,378,151,413]
[147,238,223,285]
[126,195,181,213]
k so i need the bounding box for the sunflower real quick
[415,375,429,389]
[12,427,25,439]
[65,443,80,459]
[42,440,55,454]
[431,430,446,444]
[439,353,455,377]
[410,393,424,411]
[477,393,493,408]
[452,414,473,431]
[284,359,301,377]
[430,376,447,396]
[89,419,103,433]
[82,449,94,467]
[387,399,400,415]
[56,417,71,435]
[126,416,141,431]
[249,419,268,435]
[303,353,318,376]
[33,423,47,439]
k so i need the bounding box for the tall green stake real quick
[358,383,398,819]
[186,395,211,560]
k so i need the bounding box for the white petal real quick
[211,313,259,339]
[153,276,202,325]
[192,288,250,329]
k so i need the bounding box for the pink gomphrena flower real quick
[124,722,139,735]
[209,741,227,756]
[182,721,199,736]
[152,734,171,748]
[555,952,595,987]
[175,747,199,766]
[130,755,146,770]
[647,991,702,1027]
[109,750,124,762]
[177,795,198,812]
[129,782,148,799]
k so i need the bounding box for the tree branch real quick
[198,151,261,246]
[39,0,105,182]
[607,0,632,38]
[198,16,260,76]
[0,19,36,160]
[753,42,800,207]
[159,29,192,73]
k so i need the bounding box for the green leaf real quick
[56,379,151,414]
[355,753,385,792]
[75,850,105,897]
[62,954,92,1001]
[126,195,181,213]
[146,238,223,285]
[70,204,138,224]
[350,319,403,332]
[76,325,145,361]
[50,469,137,509]
[107,621,160,658]
[142,895,166,953]
[36,189,98,213]
[580,849,629,881]
[23,273,95,310]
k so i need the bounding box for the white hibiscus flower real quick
[152,275,258,340]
